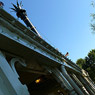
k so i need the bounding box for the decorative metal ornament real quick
[11,0,41,37]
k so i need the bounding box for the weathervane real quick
[11,0,41,37]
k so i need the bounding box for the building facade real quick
[0,7,95,95]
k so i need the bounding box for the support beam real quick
[84,76,95,91]
[51,68,77,95]
[70,74,89,95]
[61,65,84,95]
[77,75,95,95]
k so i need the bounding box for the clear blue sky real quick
[1,0,95,62]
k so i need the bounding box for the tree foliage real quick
[76,49,95,82]
[90,1,95,33]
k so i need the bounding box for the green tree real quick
[76,58,86,69]
[85,50,95,81]
[76,49,95,82]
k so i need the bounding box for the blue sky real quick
[1,0,95,62]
